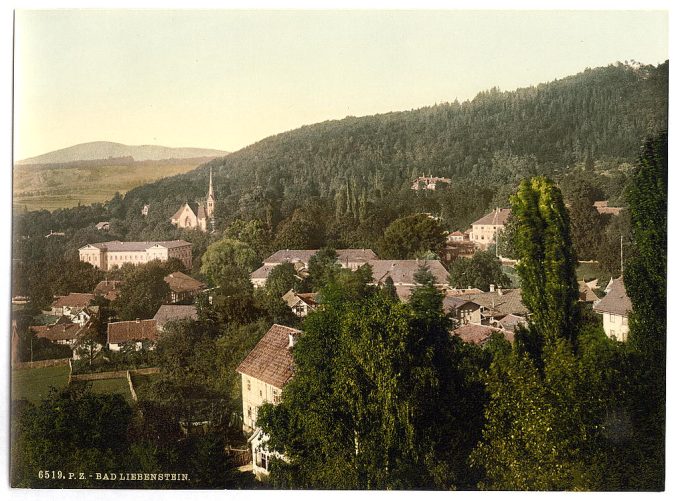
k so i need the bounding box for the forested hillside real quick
[13,61,668,295]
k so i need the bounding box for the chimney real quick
[497,287,503,296]
[489,284,495,293]
[136,318,140,324]
[288,332,297,349]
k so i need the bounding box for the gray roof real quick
[459,288,528,317]
[471,208,511,226]
[368,260,450,286]
[443,296,481,313]
[593,277,632,316]
[263,248,378,266]
[153,305,198,330]
[251,264,279,280]
[81,240,191,252]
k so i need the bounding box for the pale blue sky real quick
[14,10,668,160]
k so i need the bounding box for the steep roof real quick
[578,280,600,302]
[153,305,198,330]
[31,322,84,342]
[471,208,511,226]
[443,296,481,313]
[497,313,527,332]
[171,203,196,221]
[164,271,206,293]
[197,203,207,220]
[82,240,191,252]
[93,280,123,301]
[459,288,528,317]
[282,290,318,308]
[52,293,95,309]
[368,260,450,286]
[593,277,632,316]
[107,319,158,345]
[236,324,301,389]
[452,324,507,345]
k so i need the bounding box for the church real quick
[170,167,216,233]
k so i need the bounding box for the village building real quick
[93,280,123,301]
[593,201,624,216]
[578,279,600,303]
[458,287,528,323]
[141,204,150,216]
[469,208,511,250]
[452,323,513,345]
[368,259,450,287]
[236,324,300,478]
[494,313,528,333]
[95,221,110,231]
[282,290,318,317]
[107,319,158,351]
[170,167,216,232]
[30,321,91,359]
[50,293,95,317]
[78,240,192,271]
[447,231,467,243]
[153,304,198,331]
[164,271,206,303]
[593,277,632,342]
[251,249,378,287]
[411,174,452,191]
[443,296,482,326]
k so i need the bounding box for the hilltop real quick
[16,141,228,165]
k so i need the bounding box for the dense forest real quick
[12,61,668,301]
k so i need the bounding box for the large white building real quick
[79,240,192,271]
[470,208,511,250]
[593,277,632,342]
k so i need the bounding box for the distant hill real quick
[16,141,228,165]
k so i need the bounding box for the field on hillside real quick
[13,159,211,212]
[11,365,70,403]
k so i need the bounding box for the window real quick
[622,316,628,326]
[259,389,263,397]
[247,379,251,391]
[273,389,281,404]
[247,406,252,419]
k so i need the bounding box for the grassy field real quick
[13,160,209,212]
[88,377,133,403]
[11,364,70,403]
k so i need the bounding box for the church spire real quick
[205,166,216,220]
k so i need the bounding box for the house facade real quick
[79,240,192,271]
[443,296,482,326]
[593,277,632,342]
[282,290,318,317]
[51,293,95,317]
[470,208,511,250]
[236,324,301,478]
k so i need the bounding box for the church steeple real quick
[206,166,216,219]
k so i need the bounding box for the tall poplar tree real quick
[511,176,579,345]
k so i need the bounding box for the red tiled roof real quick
[52,293,95,309]
[93,280,123,301]
[107,319,158,345]
[236,324,301,389]
[31,322,83,342]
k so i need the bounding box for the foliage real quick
[511,176,579,345]
[564,178,605,260]
[378,214,446,259]
[258,269,485,489]
[305,247,342,291]
[448,251,511,291]
[111,260,179,321]
[200,236,260,291]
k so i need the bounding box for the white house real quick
[470,208,511,250]
[236,324,301,478]
[593,277,632,342]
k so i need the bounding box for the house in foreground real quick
[593,277,632,342]
[236,324,300,478]
[30,321,92,359]
[164,271,206,303]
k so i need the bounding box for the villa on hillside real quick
[411,174,452,191]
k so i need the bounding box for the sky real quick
[13,9,669,160]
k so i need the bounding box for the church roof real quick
[197,203,207,220]
[171,202,196,221]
